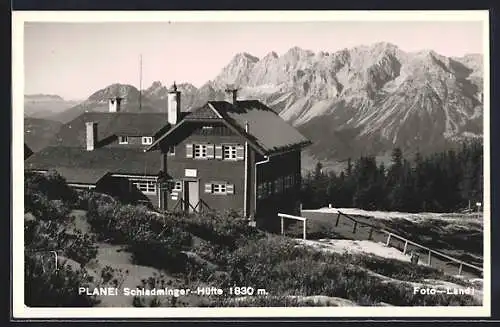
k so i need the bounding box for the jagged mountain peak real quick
[87,83,140,102]
[262,51,279,61]
[233,52,260,63]
[149,80,163,88]
[51,42,483,164]
[284,46,315,59]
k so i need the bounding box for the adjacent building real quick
[25,97,174,207]
[25,84,311,229]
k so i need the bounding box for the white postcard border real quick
[12,10,491,319]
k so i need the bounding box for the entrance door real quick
[184,180,199,213]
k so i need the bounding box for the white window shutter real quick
[204,183,213,193]
[236,145,245,160]
[207,144,215,159]
[186,144,193,158]
[215,145,223,159]
[226,183,234,194]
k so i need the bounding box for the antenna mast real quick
[139,54,143,111]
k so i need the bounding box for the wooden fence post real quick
[335,212,341,227]
[281,216,284,235]
[427,250,432,266]
[458,263,463,276]
[385,233,391,247]
[303,220,306,240]
[368,227,373,240]
[403,240,408,255]
[352,221,357,234]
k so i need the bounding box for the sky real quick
[24,20,485,100]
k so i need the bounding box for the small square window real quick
[173,180,182,192]
[118,136,129,144]
[213,183,227,195]
[142,136,153,145]
[223,145,237,160]
[194,144,208,159]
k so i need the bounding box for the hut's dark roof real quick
[38,167,111,185]
[25,146,162,176]
[149,100,311,155]
[52,112,172,147]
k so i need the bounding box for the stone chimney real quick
[167,82,181,125]
[85,121,98,151]
[225,87,238,105]
[109,97,122,112]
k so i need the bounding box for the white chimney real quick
[85,121,98,151]
[225,87,238,105]
[109,97,122,112]
[167,82,181,125]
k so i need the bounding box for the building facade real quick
[25,84,311,230]
[148,86,311,229]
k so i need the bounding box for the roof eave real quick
[264,140,313,157]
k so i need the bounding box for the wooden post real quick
[303,220,306,240]
[458,263,463,276]
[280,216,284,235]
[403,240,408,255]
[335,212,341,227]
[368,227,373,240]
[299,203,303,215]
[386,233,391,247]
[352,221,357,234]
[427,250,432,266]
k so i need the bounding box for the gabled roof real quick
[25,146,162,176]
[51,112,172,147]
[35,167,112,185]
[147,100,311,155]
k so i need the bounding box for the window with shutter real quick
[223,144,238,160]
[213,183,227,195]
[236,145,245,160]
[204,183,213,193]
[226,184,234,194]
[215,145,223,159]
[194,144,208,159]
[206,144,215,159]
[186,144,193,158]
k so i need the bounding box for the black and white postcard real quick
[12,10,491,318]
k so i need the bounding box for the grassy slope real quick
[67,208,482,307]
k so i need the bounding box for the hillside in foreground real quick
[24,171,483,308]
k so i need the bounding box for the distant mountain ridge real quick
[42,42,483,164]
[25,94,65,102]
[24,94,81,120]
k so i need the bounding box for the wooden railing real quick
[278,213,307,240]
[382,230,483,276]
[332,210,483,276]
[172,198,211,213]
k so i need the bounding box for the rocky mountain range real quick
[26,42,483,167]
